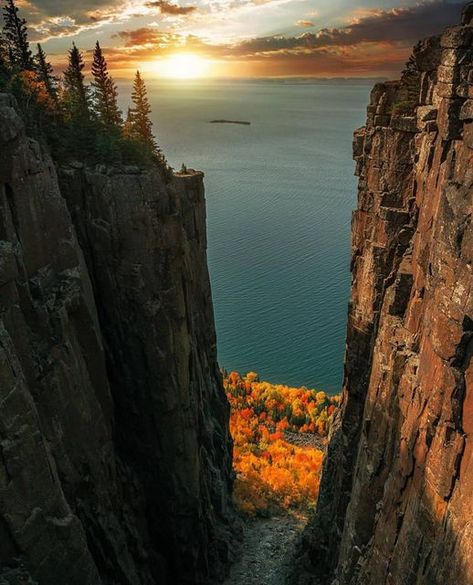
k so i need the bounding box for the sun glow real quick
[155,53,211,79]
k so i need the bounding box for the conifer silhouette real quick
[2,0,33,69]
[91,41,122,129]
[63,43,89,119]
[35,43,58,105]
[129,71,159,156]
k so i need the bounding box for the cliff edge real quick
[0,93,234,584]
[295,6,473,585]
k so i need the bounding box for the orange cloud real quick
[44,0,465,78]
[296,20,315,28]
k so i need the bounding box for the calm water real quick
[119,79,370,393]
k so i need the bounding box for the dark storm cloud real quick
[145,1,197,15]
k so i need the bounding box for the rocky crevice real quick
[294,7,473,585]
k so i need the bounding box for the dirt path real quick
[224,512,307,585]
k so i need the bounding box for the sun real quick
[157,53,210,79]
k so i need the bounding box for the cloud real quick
[113,27,183,47]
[37,0,466,77]
[316,2,463,45]
[296,20,315,28]
[111,1,464,60]
[23,0,124,23]
[236,1,463,56]
[145,1,196,15]
[22,0,130,41]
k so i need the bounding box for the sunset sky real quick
[17,0,464,77]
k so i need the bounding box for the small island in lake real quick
[209,119,251,125]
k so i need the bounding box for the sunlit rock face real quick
[294,7,473,585]
[0,93,234,585]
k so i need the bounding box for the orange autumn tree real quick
[224,371,340,515]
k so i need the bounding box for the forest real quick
[224,371,339,515]
[0,0,166,169]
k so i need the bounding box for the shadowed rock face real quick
[294,8,473,585]
[0,93,234,585]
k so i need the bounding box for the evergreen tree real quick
[129,70,159,157]
[392,42,421,116]
[0,30,7,64]
[34,43,58,105]
[62,43,93,157]
[91,41,122,130]
[401,48,419,96]
[2,0,33,69]
[63,43,90,120]
[0,30,9,87]
[123,106,134,138]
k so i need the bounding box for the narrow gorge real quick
[0,4,473,585]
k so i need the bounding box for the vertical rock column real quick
[294,10,473,585]
[0,96,145,585]
[59,165,235,585]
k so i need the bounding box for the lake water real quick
[119,79,371,393]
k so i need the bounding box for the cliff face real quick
[296,8,473,585]
[0,94,234,584]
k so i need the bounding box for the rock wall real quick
[295,7,473,585]
[0,93,234,585]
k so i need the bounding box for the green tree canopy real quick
[63,43,90,120]
[129,70,159,157]
[34,43,58,106]
[2,0,33,70]
[91,41,122,130]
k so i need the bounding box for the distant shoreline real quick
[209,119,251,125]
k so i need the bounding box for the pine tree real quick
[34,43,58,105]
[2,0,33,70]
[62,43,93,158]
[91,41,122,130]
[129,70,159,156]
[0,30,7,63]
[394,41,421,115]
[0,30,9,86]
[63,43,90,120]
[123,107,134,137]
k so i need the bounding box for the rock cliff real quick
[295,6,473,585]
[0,93,234,584]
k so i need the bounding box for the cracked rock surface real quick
[0,94,234,585]
[293,9,473,585]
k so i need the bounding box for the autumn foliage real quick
[224,371,339,516]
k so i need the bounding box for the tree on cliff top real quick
[401,42,421,92]
[123,107,134,138]
[91,41,122,130]
[128,71,162,160]
[0,29,7,62]
[63,44,89,119]
[0,31,8,86]
[392,41,421,115]
[34,44,58,106]
[0,0,167,169]
[62,43,94,157]
[2,0,33,70]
